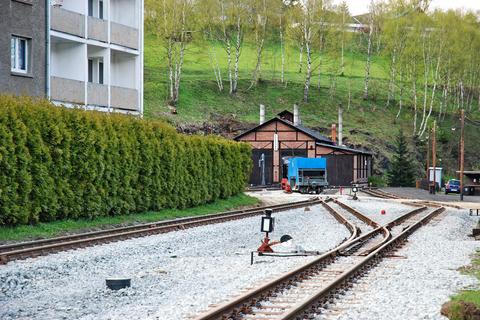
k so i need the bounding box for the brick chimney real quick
[331,124,337,145]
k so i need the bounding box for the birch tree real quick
[247,0,269,89]
[145,0,195,108]
[288,0,332,102]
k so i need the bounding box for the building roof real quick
[316,142,374,156]
[234,115,333,144]
[457,171,480,175]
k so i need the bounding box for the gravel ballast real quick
[317,208,480,320]
[0,204,349,320]
[340,196,417,225]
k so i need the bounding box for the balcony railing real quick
[111,86,138,110]
[51,7,85,38]
[51,77,85,104]
[87,16,108,42]
[111,22,139,49]
[87,83,108,107]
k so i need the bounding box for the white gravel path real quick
[0,205,349,320]
[317,209,480,320]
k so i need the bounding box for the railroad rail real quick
[0,198,320,265]
[361,188,401,199]
[194,201,444,320]
[403,200,462,210]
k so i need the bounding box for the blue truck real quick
[285,157,328,194]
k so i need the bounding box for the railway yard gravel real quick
[0,204,349,320]
[317,207,480,320]
[340,196,417,225]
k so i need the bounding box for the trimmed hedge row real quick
[0,96,252,226]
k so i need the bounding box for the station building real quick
[234,106,373,187]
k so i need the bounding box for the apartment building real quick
[0,0,47,97]
[1,0,144,115]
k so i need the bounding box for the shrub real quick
[0,96,252,226]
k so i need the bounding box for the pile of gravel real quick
[0,204,349,320]
[317,209,479,320]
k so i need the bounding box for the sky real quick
[334,0,480,16]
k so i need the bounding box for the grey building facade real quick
[0,0,47,97]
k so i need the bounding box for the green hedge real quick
[0,96,252,226]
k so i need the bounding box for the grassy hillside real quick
[144,34,480,178]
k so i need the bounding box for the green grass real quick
[144,34,480,176]
[0,194,259,242]
[445,251,480,319]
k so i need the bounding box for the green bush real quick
[368,175,387,187]
[0,96,252,226]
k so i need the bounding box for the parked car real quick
[445,179,461,194]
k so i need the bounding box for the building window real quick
[11,36,29,74]
[88,0,104,19]
[88,58,104,84]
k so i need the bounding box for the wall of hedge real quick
[0,96,252,226]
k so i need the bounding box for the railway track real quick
[0,198,320,265]
[193,200,445,320]
[361,188,401,200]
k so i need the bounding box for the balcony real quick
[51,7,85,38]
[87,83,108,107]
[51,77,85,104]
[111,22,139,50]
[87,17,108,43]
[111,86,138,111]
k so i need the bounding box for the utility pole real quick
[426,135,430,181]
[432,121,436,195]
[460,109,465,201]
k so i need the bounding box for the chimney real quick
[259,104,265,125]
[293,104,300,126]
[338,105,343,146]
[331,124,337,145]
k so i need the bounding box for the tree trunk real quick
[303,35,312,103]
[280,17,285,84]
[299,41,304,73]
[478,90,480,111]
[317,33,324,90]
[226,41,233,94]
[248,38,264,90]
[418,32,430,135]
[208,45,223,91]
[232,16,241,94]
[167,40,174,102]
[340,33,345,76]
[412,76,418,135]
[363,24,374,100]
[387,47,397,107]
[419,54,442,137]
[396,71,404,120]
[172,5,187,105]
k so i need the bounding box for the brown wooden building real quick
[234,109,373,187]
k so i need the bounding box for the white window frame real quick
[88,0,105,20]
[11,36,29,74]
[88,57,104,84]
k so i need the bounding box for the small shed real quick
[234,108,373,187]
[457,171,480,196]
